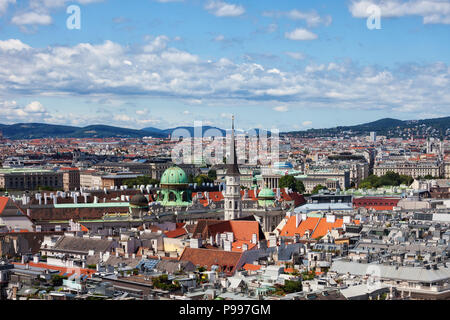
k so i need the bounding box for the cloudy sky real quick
[0,0,449,131]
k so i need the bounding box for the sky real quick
[0,0,449,132]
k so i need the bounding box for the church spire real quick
[226,114,240,175]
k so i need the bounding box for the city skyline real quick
[0,0,449,131]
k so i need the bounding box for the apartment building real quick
[0,168,63,191]
[374,160,444,178]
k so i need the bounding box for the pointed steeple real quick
[226,115,240,176]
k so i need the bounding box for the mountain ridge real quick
[0,116,448,140]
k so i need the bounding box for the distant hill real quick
[285,116,450,138]
[143,126,226,137]
[142,126,273,138]
[1,116,447,140]
[0,123,167,139]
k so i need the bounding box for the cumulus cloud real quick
[349,0,450,24]
[0,38,449,121]
[9,0,104,29]
[0,39,31,51]
[0,100,49,122]
[11,12,52,25]
[285,28,318,40]
[205,0,245,17]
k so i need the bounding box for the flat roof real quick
[0,168,55,174]
[54,202,130,209]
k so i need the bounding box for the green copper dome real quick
[258,188,275,199]
[160,166,188,185]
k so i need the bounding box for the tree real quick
[311,184,327,194]
[279,175,305,193]
[207,169,217,180]
[279,175,296,190]
[359,172,414,189]
[123,175,159,188]
[193,174,214,185]
[296,180,305,193]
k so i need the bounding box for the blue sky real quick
[0,0,449,131]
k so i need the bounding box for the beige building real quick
[374,161,444,178]
[0,168,63,190]
[445,162,450,179]
[61,168,80,191]
[80,171,104,189]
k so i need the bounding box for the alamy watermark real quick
[366,5,381,30]
[66,5,81,30]
[170,121,280,166]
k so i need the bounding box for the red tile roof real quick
[205,220,261,242]
[164,227,187,238]
[280,216,360,239]
[12,262,96,278]
[0,197,9,214]
[179,247,243,275]
[243,264,261,271]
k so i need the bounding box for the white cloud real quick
[0,39,31,51]
[0,0,15,16]
[113,114,132,122]
[11,12,52,25]
[9,0,104,29]
[136,109,148,115]
[0,38,449,120]
[285,52,306,60]
[0,100,48,122]
[349,0,450,24]
[24,101,46,113]
[205,1,245,17]
[285,28,318,40]
[273,106,289,112]
[302,121,313,127]
[263,9,332,27]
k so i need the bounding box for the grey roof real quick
[330,260,450,283]
[154,260,196,274]
[105,256,141,268]
[53,236,114,254]
[294,203,353,213]
[340,283,389,299]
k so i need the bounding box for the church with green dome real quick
[156,165,192,207]
[257,187,276,207]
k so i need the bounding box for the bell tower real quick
[224,115,242,221]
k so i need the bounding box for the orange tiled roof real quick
[12,262,96,278]
[243,264,261,271]
[0,197,9,214]
[231,240,257,252]
[164,227,187,238]
[280,216,359,239]
[179,247,243,275]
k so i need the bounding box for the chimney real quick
[296,213,302,228]
[251,233,257,244]
[223,240,232,252]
